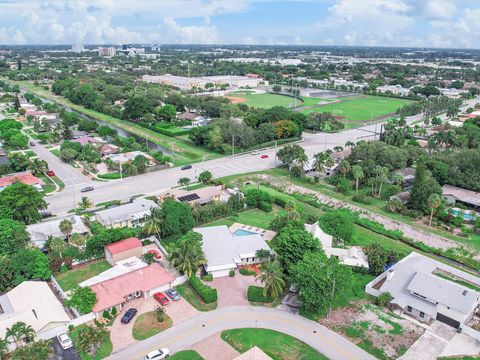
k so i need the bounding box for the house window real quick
[407,306,412,312]
[420,312,425,318]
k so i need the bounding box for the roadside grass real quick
[175,282,217,312]
[51,176,65,190]
[204,208,280,229]
[169,350,204,360]
[132,312,172,340]
[50,149,60,157]
[221,328,329,360]
[96,199,122,208]
[54,260,111,291]
[39,175,56,193]
[70,325,112,360]
[25,150,36,157]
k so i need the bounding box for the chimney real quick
[387,269,395,281]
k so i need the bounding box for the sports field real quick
[227,93,301,108]
[302,95,413,121]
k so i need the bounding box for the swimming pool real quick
[451,208,478,221]
[233,229,258,236]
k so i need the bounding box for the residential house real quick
[392,167,416,189]
[100,144,119,157]
[330,148,352,163]
[0,281,70,351]
[160,185,241,206]
[89,263,175,315]
[71,130,89,139]
[104,237,143,265]
[305,222,369,268]
[104,151,155,166]
[27,215,90,249]
[389,191,411,205]
[95,198,158,228]
[0,171,43,192]
[442,184,480,210]
[193,225,273,278]
[70,136,101,146]
[366,252,480,329]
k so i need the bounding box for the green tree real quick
[75,323,107,356]
[156,104,177,121]
[0,219,30,255]
[59,219,73,239]
[312,152,334,174]
[0,338,8,360]
[132,155,149,174]
[6,322,35,349]
[28,158,48,176]
[11,249,51,283]
[338,159,351,176]
[47,237,68,260]
[161,198,195,236]
[318,210,355,245]
[11,339,50,360]
[255,261,285,300]
[408,159,442,213]
[352,165,364,195]
[277,144,306,167]
[143,207,163,240]
[178,177,191,187]
[169,231,206,277]
[65,287,97,314]
[78,196,93,211]
[427,193,442,226]
[197,170,213,184]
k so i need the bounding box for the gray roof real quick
[27,215,89,248]
[95,198,157,226]
[193,225,271,271]
[442,184,480,207]
[407,272,479,313]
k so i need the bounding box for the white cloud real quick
[419,0,457,20]
[159,17,219,44]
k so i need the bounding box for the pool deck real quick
[229,222,276,241]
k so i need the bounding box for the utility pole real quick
[274,140,278,166]
[187,62,190,78]
[120,162,123,179]
[72,183,76,211]
[202,155,206,170]
[231,134,235,157]
[324,136,327,151]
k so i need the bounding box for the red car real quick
[261,154,269,159]
[154,292,169,306]
[46,170,56,177]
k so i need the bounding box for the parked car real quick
[81,186,94,193]
[39,210,52,218]
[154,292,169,306]
[181,164,192,170]
[46,170,56,177]
[120,308,138,324]
[56,333,73,350]
[166,289,181,301]
[144,348,170,360]
[261,154,269,159]
[29,141,35,146]
[251,151,259,155]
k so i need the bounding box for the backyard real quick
[221,328,328,360]
[54,260,111,291]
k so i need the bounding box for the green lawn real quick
[50,149,60,157]
[231,93,302,109]
[132,312,172,340]
[70,325,112,360]
[54,261,111,291]
[39,175,56,193]
[221,328,328,360]
[169,350,204,360]
[303,95,413,122]
[204,208,280,229]
[175,282,217,311]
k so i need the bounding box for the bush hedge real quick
[189,276,217,304]
[247,286,273,303]
[202,274,213,282]
[239,268,256,276]
[258,201,273,213]
[97,172,122,180]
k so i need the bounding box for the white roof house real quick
[0,281,70,350]
[79,257,147,288]
[366,252,480,328]
[27,215,89,249]
[95,198,158,228]
[305,222,369,268]
[193,225,272,278]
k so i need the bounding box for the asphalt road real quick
[105,306,376,360]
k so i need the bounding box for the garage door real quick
[212,269,232,278]
[436,313,460,328]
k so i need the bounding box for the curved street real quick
[105,305,376,360]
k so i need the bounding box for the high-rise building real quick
[71,44,85,53]
[97,47,116,57]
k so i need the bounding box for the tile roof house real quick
[100,144,119,157]
[95,198,158,228]
[27,215,90,249]
[0,281,70,351]
[89,263,175,314]
[366,252,480,329]
[71,136,100,146]
[0,171,43,191]
[193,225,273,278]
[442,184,480,209]
[104,237,143,265]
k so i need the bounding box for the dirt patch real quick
[226,96,246,104]
[320,302,424,360]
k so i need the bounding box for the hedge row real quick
[152,126,191,137]
[247,286,273,303]
[239,268,256,276]
[189,275,217,304]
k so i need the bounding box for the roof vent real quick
[462,290,468,296]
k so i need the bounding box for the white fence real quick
[69,312,96,327]
[50,275,69,299]
[172,274,188,286]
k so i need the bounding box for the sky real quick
[0,0,479,49]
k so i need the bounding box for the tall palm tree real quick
[312,152,333,174]
[255,261,285,300]
[48,236,68,260]
[352,165,364,195]
[143,207,163,240]
[6,322,35,349]
[0,338,8,360]
[78,196,93,211]
[427,193,442,227]
[28,158,48,176]
[169,232,206,278]
[338,159,351,176]
[59,219,73,239]
[293,152,308,177]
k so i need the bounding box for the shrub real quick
[274,196,288,208]
[102,310,111,320]
[352,194,372,205]
[374,292,393,307]
[110,307,117,316]
[60,263,69,273]
[156,307,164,322]
[189,276,217,304]
[239,268,256,276]
[229,270,235,277]
[244,188,272,207]
[247,286,273,303]
[203,274,213,282]
[98,172,122,180]
[258,201,273,213]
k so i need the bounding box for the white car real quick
[144,348,170,360]
[251,151,259,155]
[57,333,73,350]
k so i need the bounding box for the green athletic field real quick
[302,95,413,121]
[229,93,301,108]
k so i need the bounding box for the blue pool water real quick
[451,209,478,221]
[233,229,258,236]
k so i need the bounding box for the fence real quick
[462,325,480,341]
[69,312,96,327]
[50,275,69,299]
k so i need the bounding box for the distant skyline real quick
[0,0,479,49]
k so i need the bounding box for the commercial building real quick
[142,74,264,91]
[95,198,158,228]
[97,47,116,57]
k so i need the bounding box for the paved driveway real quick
[210,273,258,308]
[49,337,81,360]
[164,298,200,324]
[191,333,239,360]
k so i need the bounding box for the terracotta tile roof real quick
[90,263,175,312]
[0,171,42,187]
[105,237,142,255]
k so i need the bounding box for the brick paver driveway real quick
[192,333,239,360]
[164,298,200,324]
[210,272,258,308]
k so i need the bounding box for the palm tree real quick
[6,322,35,349]
[28,158,48,176]
[143,207,163,240]
[293,152,308,177]
[374,166,389,198]
[59,219,73,239]
[48,236,68,260]
[345,141,355,149]
[178,177,191,187]
[427,193,442,226]
[255,261,285,300]
[352,165,364,195]
[333,145,343,153]
[69,233,86,249]
[169,232,206,278]
[78,196,93,211]
[338,159,351,176]
[312,152,334,174]
[0,338,8,360]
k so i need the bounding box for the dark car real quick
[166,288,181,301]
[120,308,137,324]
[80,186,94,193]
[181,164,192,170]
[39,211,52,218]
[30,141,35,146]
